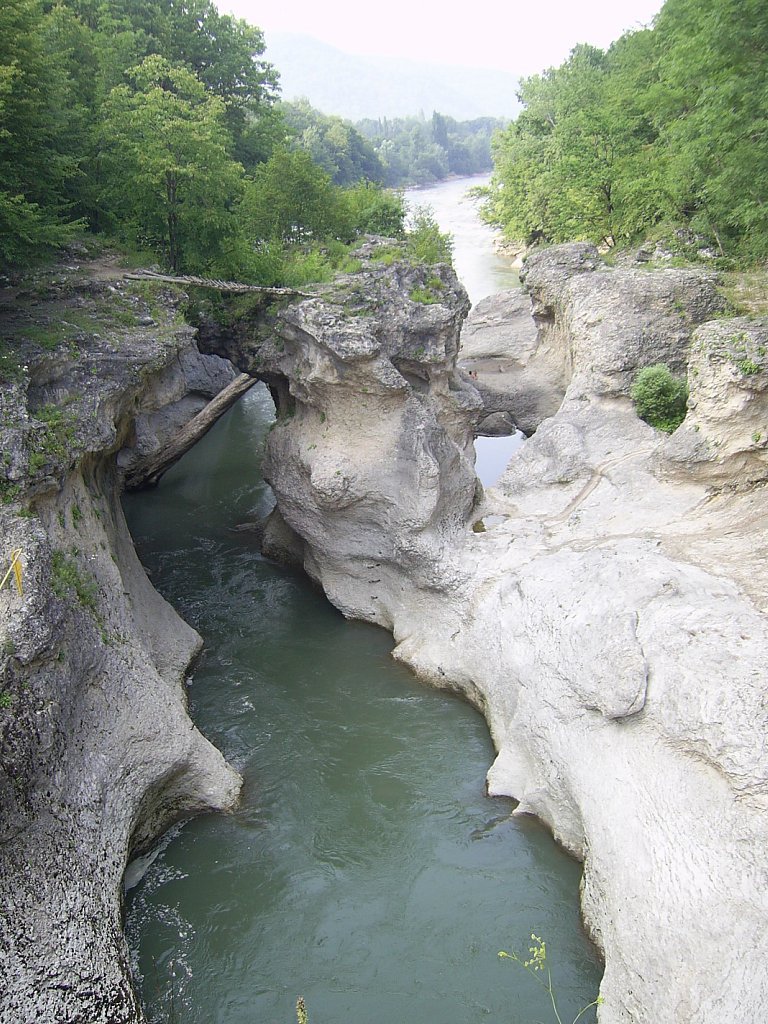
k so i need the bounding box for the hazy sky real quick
[221,0,666,76]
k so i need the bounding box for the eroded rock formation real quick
[2,240,767,1024]
[245,242,768,1023]
[0,267,240,1023]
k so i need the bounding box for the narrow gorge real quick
[1,219,767,1024]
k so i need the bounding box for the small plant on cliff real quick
[406,206,453,266]
[499,934,602,1024]
[630,364,688,433]
[0,339,26,382]
[0,480,22,505]
[50,550,98,612]
[736,357,761,376]
[409,286,440,305]
[29,402,79,472]
[410,274,446,305]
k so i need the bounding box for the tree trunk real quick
[166,170,179,272]
[125,372,258,490]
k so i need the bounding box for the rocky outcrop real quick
[250,251,480,614]
[117,343,235,480]
[245,242,768,1023]
[459,245,724,439]
[459,288,556,435]
[520,243,724,407]
[0,264,241,1023]
[661,317,768,486]
[3,241,767,1024]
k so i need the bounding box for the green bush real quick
[406,206,453,265]
[337,181,405,240]
[630,364,689,433]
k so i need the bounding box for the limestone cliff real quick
[2,241,767,1024]
[0,261,240,1023]
[240,242,768,1023]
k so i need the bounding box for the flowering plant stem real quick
[498,934,602,1024]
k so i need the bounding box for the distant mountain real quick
[265,33,520,121]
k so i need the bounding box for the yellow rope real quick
[0,549,23,596]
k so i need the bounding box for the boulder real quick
[460,288,562,434]
[460,288,537,362]
[661,317,768,486]
[476,411,516,436]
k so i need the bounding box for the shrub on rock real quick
[631,364,688,433]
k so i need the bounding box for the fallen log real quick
[125,270,316,298]
[125,372,259,490]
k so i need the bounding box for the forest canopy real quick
[483,0,768,261]
[5,0,763,274]
[354,111,503,187]
[0,0,454,279]
[276,101,503,188]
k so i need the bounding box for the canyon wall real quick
[2,242,767,1023]
[250,242,768,1023]
[0,269,240,1023]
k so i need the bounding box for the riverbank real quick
[232,239,768,1023]
[2,230,767,1023]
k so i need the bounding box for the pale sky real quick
[221,0,666,76]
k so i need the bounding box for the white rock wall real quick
[258,244,768,1023]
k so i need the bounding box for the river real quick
[123,177,601,1024]
[404,174,520,305]
[405,175,526,483]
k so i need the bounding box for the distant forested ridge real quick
[263,32,520,122]
[279,100,504,188]
[484,0,768,261]
[356,112,504,187]
[0,0,437,280]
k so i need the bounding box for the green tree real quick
[0,0,84,266]
[486,0,768,261]
[58,0,279,168]
[406,206,453,265]
[650,0,768,258]
[487,43,659,247]
[281,99,384,185]
[161,0,278,165]
[240,147,337,244]
[96,55,244,271]
[337,181,405,239]
[356,112,502,187]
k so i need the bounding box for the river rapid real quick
[123,177,601,1024]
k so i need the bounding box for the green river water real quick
[122,178,602,1024]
